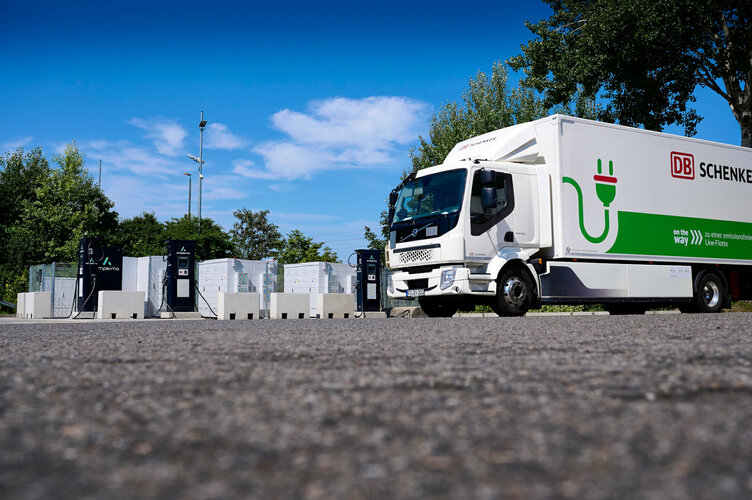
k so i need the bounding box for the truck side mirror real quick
[389,191,399,206]
[388,207,395,224]
[480,169,496,186]
[481,187,497,209]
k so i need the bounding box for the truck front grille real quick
[398,248,435,264]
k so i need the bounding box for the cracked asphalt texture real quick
[1,313,752,499]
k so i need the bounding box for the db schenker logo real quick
[671,151,694,180]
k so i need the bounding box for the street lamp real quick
[183,172,192,218]
[188,111,207,233]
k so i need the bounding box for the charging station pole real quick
[165,240,197,312]
[76,237,123,313]
[354,249,381,312]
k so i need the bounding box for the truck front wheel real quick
[418,297,459,318]
[492,267,535,317]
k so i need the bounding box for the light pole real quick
[188,111,207,233]
[183,172,192,218]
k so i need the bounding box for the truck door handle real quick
[504,231,514,242]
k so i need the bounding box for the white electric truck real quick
[386,115,752,316]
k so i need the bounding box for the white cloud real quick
[202,173,249,200]
[250,96,431,181]
[205,123,247,150]
[1,136,33,152]
[128,117,187,156]
[273,96,430,147]
[84,139,180,177]
[232,159,279,180]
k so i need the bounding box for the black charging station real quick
[354,249,381,312]
[76,237,123,312]
[164,240,196,312]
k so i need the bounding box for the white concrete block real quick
[97,291,145,319]
[16,293,26,319]
[218,292,260,320]
[25,292,51,319]
[270,293,309,319]
[315,293,355,319]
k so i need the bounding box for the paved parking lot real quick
[2,314,752,499]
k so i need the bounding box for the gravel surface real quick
[1,314,752,499]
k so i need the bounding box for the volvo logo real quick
[411,228,418,237]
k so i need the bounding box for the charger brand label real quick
[671,151,694,180]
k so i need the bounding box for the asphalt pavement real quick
[2,314,752,499]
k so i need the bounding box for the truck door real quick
[466,170,516,258]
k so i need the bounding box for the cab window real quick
[469,170,514,236]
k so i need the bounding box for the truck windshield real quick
[392,169,467,223]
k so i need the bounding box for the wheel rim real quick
[503,277,527,307]
[702,281,720,308]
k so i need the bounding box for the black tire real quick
[418,297,459,318]
[695,272,726,313]
[605,303,647,315]
[492,267,535,317]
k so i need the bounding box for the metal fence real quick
[28,262,77,318]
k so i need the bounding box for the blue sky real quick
[0,1,742,260]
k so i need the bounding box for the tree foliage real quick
[230,208,283,260]
[509,0,752,146]
[20,143,119,262]
[113,212,166,257]
[410,62,551,172]
[0,144,118,308]
[163,215,234,261]
[278,230,339,265]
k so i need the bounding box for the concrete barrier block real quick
[25,292,51,319]
[218,292,260,320]
[315,293,355,318]
[270,293,309,319]
[97,291,145,319]
[16,293,26,319]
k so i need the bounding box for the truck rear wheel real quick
[492,267,535,317]
[418,297,459,318]
[695,272,726,313]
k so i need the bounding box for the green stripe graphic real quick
[608,211,752,260]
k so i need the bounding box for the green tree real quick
[230,208,283,260]
[509,0,752,146]
[0,143,118,308]
[163,215,234,261]
[0,147,50,228]
[113,212,166,257]
[19,143,119,262]
[363,212,390,265]
[278,230,339,264]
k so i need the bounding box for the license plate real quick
[406,289,425,297]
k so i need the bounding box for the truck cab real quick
[386,159,548,317]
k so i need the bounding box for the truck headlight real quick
[388,274,394,294]
[440,269,456,290]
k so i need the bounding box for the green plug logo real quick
[563,159,618,244]
[594,159,617,207]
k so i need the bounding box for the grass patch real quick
[731,301,752,312]
[473,304,605,314]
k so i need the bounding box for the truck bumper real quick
[387,266,495,300]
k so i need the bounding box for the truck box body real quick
[447,115,752,265]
